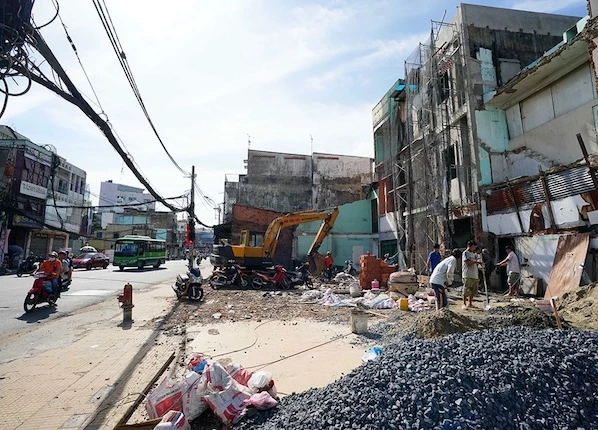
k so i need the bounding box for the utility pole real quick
[188,165,195,268]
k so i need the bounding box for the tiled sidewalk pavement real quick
[0,285,182,430]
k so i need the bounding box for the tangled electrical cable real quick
[0,0,60,119]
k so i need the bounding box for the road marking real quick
[64,290,114,296]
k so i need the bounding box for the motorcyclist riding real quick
[36,251,61,300]
[57,250,72,293]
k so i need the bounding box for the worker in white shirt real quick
[429,249,463,310]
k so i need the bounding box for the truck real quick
[210,207,339,272]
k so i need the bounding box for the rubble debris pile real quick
[483,304,557,330]
[235,327,598,430]
[411,308,481,339]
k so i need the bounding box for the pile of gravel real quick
[235,327,598,430]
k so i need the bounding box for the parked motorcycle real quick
[210,264,252,289]
[172,267,204,301]
[16,255,42,277]
[23,272,58,312]
[344,260,357,276]
[251,265,291,289]
[288,262,313,287]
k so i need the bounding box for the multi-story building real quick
[98,180,155,213]
[223,149,373,220]
[480,14,598,293]
[0,126,88,261]
[375,4,580,272]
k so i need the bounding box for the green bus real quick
[113,235,167,270]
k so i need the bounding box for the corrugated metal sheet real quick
[544,233,589,299]
[486,166,594,214]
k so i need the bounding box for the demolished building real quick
[374,4,583,276]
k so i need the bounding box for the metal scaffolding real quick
[401,19,472,271]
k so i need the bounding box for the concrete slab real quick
[187,319,374,396]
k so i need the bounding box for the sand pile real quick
[557,284,598,330]
[411,308,481,339]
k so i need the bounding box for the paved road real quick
[0,259,211,341]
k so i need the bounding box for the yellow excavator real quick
[210,207,339,272]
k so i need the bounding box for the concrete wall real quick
[460,4,580,36]
[230,204,293,268]
[507,99,598,165]
[224,150,372,216]
[295,199,375,264]
[312,153,372,209]
[483,194,589,236]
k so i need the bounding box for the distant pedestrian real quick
[426,244,442,274]
[462,240,481,308]
[324,251,334,281]
[429,249,462,310]
[497,245,521,296]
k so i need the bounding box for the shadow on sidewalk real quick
[16,306,58,323]
[82,297,188,429]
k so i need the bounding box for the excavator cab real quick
[210,207,339,270]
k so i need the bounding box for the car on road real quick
[72,252,110,270]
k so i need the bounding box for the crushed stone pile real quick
[557,284,598,330]
[235,327,598,430]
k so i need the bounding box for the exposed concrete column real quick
[25,230,32,255]
[48,236,54,254]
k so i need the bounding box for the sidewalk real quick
[0,281,182,430]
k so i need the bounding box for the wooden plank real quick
[544,233,590,299]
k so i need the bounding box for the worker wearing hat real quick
[37,251,62,299]
[324,251,334,281]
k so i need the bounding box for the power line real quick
[91,0,190,176]
[45,193,188,211]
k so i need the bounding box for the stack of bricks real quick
[359,254,381,289]
[379,260,396,288]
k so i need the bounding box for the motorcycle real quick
[251,265,290,290]
[210,264,252,289]
[23,272,58,312]
[288,262,313,287]
[172,267,204,301]
[344,260,357,276]
[16,255,42,277]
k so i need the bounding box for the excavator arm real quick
[262,207,339,257]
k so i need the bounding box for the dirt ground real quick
[144,280,597,430]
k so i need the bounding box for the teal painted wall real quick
[295,199,374,264]
[475,107,509,186]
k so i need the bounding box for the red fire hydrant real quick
[117,283,134,323]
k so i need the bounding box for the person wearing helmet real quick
[57,250,72,293]
[37,251,62,299]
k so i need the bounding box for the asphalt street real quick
[0,258,209,343]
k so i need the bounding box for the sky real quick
[1,0,588,226]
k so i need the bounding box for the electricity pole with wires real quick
[188,165,196,269]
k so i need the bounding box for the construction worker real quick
[497,245,521,296]
[429,249,462,310]
[462,240,482,308]
[324,251,334,281]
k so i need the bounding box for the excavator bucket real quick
[308,252,326,276]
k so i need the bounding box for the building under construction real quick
[374,4,580,272]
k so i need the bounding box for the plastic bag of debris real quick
[226,363,254,386]
[146,376,184,419]
[184,353,207,373]
[248,371,278,398]
[203,362,253,425]
[242,391,278,410]
[181,371,209,422]
[204,385,251,425]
